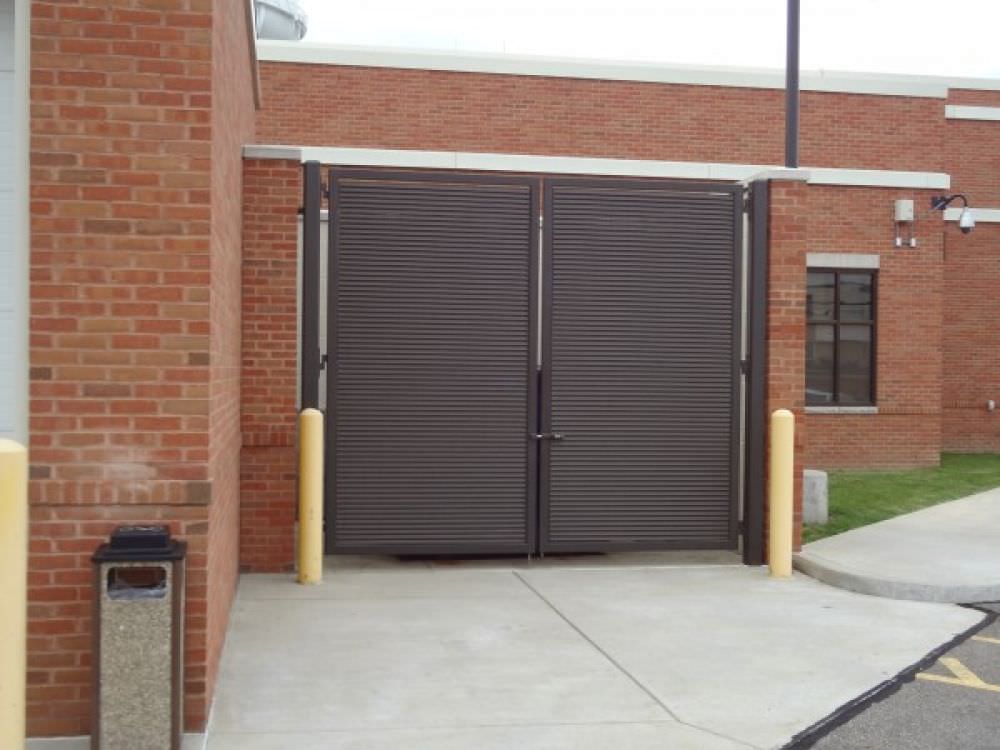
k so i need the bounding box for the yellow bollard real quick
[0,440,28,749]
[298,409,324,584]
[768,409,795,578]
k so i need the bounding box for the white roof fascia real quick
[945,105,1000,121]
[244,145,950,191]
[256,41,963,99]
[807,167,950,190]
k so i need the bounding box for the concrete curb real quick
[793,552,1000,604]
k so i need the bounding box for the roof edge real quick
[255,41,1000,98]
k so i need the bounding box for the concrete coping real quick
[243,145,951,190]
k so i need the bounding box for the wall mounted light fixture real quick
[931,194,975,234]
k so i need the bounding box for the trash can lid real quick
[92,525,187,562]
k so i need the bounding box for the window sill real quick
[805,406,879,415]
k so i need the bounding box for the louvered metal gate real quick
[321,169,740,555]
[326,172,538,553]
[539,180,741,552]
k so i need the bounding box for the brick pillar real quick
[766,179,808,549]
[240,158,301,572]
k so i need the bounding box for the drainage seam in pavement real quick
[512,572,761,750]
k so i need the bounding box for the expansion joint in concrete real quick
[510,572,761,750]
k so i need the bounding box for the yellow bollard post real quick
[768,409,795,578]
[0,439,28,749]
[298,409,324,584]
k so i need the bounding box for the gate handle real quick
[531,433,564,441]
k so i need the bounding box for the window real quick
[806,269,876,406]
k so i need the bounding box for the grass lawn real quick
[802,453,1000,544]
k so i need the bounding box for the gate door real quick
[327,171,538,554]
[540,179,741,552]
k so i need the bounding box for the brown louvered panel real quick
[541,181,741,552]
[327,173,537,553]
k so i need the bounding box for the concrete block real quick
[804,469,829,524]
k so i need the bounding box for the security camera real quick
[959,207,975,234]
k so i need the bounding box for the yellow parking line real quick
[917,657,1000,693]
[971,635,1000,646]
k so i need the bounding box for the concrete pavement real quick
[795,488,1000,603]
[205,561,983,750]
[808,604,1000,750]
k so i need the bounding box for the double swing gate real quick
[301,166,746,556]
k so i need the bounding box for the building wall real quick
[206,0,256,710]
[803,186,944,469]
[255,61,945,174]
[942,91,1000,452]
[27,0,253,735]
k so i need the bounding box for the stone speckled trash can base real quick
[92,527,186,750]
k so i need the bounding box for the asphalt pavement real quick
[801,603,1000,750]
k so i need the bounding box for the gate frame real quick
[742,178,770,565]
[306,166,759,558]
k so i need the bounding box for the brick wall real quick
[240,158,299,571]
[803,186,944,469]
[942,102,1000,452]
[28,0,253,735]
[942,224,1000,452]
[206,0,256,710]
[255,62,944,173]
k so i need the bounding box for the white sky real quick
[297,0,1000,79]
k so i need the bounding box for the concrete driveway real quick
[206,559,982,750]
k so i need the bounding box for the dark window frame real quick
[806,267,878,406]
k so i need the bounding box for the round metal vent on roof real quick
[254,0,308,41]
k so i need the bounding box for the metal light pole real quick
[785,0,800,168]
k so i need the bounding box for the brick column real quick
[240,158,301,571]
[766,179,808,549]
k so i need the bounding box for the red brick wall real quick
[28,0,253,735]
[942,107,1000,452]
[942,224,1000,452]
[240,158,300,571]
[206,0,256,709]
[803,186,944,469]
[256,62,944,173]
[766,180,808,547]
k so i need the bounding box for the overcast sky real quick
[296,0,1000,79]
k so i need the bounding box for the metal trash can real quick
[92,526,186,750]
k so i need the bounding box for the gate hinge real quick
[740,358,749,375]
[319,353,329,371]
[322,182,331,200]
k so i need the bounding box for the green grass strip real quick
[803,453,1000,544]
